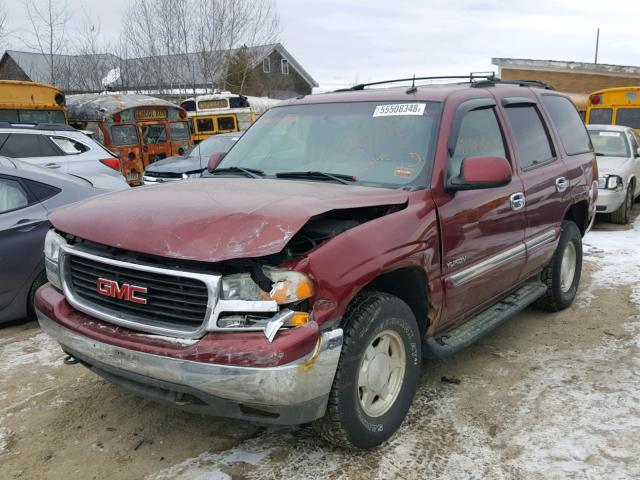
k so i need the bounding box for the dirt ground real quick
[1,206,639,480]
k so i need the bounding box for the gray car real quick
[0,157,103,323]
[142,132,241,184]
[0,123,130,191]
[587,124,640,224]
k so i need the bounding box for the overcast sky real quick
[5,0,640,91]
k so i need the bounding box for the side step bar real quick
[422,282,547,360]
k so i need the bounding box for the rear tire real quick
[534,221,582,312]
[316,292,421,449]
[27,271,47,320]
[609,186,633,225]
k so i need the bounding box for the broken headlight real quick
[44,229,67,289]
[220,267,315,305]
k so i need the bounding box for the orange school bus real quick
[0,80,67,123]
[586,86,640,131]
[67,94,192,185]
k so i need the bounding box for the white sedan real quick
[587,124,640,224]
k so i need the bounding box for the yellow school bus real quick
[0,80,67,123]
[586,86,640,131]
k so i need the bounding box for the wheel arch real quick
[563,200,590,236]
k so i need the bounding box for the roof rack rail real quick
[0,122,76,131]
[335,73,498,92]
[471,79,556,90]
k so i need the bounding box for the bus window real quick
[110,124,139,146]
[142,124,167,144]
[0,109,66,124]
[615,108,640,129]
[170,121,190,141]
[588,108,612,125]
[196,118,214,133]
[217,116,236,131]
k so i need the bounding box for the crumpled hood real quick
[596,156,629,176]
[49,178,409,262]
[145,155,204,174]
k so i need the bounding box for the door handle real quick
[9,219,44,232]
[510,192,526,211]
[555,177,568,193]
[45,162,61,169]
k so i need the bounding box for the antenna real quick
[595,27,600,64]
[406,74,417,94]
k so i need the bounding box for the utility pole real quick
[595,28,600,64]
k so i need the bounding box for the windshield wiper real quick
[275,171,357,185]
[594,152,606,156]
[210,166,265,178]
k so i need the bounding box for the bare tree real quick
[0,1,9,52]
[21,0,71,86]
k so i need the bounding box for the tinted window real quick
[217,116,236,131]
[24,179,61,201]
[0,133,45,157]
[170,121,190,140]
[505,106,554,169]
[0,177,29,213]
[110,125,138,146]
[588,108,612,125]
[229,97,249,108]
[615,108,640,129]
[196,118,214,133]
[542,96,591,155]
[451,108,506,176]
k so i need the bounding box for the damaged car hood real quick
[49,178,409,262]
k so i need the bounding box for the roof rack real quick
[335,73,498,92]
[471,79,556,90]
[0,122,76,131]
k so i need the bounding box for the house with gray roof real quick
[0,43,317,99]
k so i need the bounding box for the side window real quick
[0,134,44,158]
[0,177,29,213]
[196,118,214,133]
[263,57,271,73]
[24,179,61,202]
[542,95,592,155]
[281,59,289,75]
[49,136,90,155]
[504,105,555,170]
[217,116,236,131]
[450,108,506,176]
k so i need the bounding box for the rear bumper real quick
[37,302,343,425]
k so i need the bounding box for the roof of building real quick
[1,43,318,93]
[492,57,640,77]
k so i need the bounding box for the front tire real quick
[609,186,633,225]
[316,292,421,449]
[534,221,582,312]
[27,271,47,320]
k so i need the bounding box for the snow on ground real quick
[0,332,64,378]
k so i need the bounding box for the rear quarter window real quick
[541,95,592,156]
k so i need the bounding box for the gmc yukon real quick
[36,77,597,449]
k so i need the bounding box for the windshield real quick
[217,101,442,188]
[588,130,629,157]
[0,109,66,124]
[190,135,239,158]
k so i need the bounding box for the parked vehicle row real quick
[34,76,598,449]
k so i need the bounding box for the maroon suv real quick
[36,77,597,449]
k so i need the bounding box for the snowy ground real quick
[1,207,639,480]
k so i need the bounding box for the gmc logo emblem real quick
[96,278,148,304]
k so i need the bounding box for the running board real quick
[422,282,547,360]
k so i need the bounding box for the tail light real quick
[590,95,602,105]
[113,113,122,123]
[179,110,187,119]
[100,158,120,171]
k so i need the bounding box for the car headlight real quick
[43,230,67,289]
[606,175,623,190]
[220,267,314,305]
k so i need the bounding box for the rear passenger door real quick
[500,97,569,278]
[0,133,62,169]
[436,100,526,328]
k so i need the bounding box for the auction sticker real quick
[599,131,621,137]
[373,103,426,117]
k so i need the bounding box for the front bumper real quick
[37,309,343,425]
[596,188,626,213]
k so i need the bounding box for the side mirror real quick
[447,156,512,191]
[635,147,640,158]
[207,151,227,172]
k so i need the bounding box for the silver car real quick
[0,123,130,191]
[587,124,640,224]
